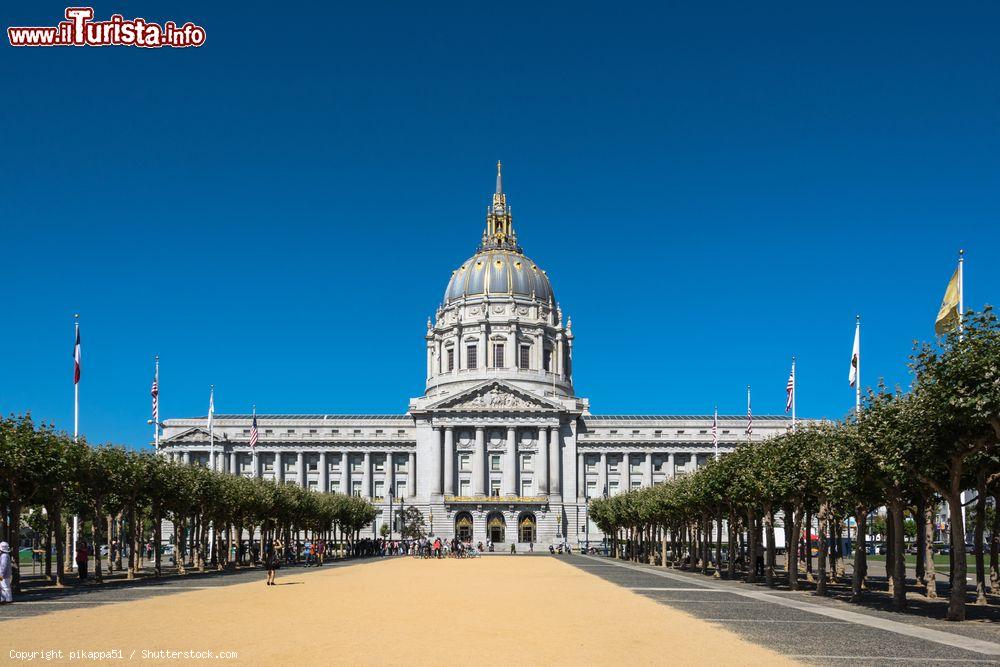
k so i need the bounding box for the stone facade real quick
[160,163,793,547]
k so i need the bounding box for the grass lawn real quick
[867,553,979,568]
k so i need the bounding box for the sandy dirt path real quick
[3,556,798,666]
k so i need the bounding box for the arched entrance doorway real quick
[486,512,506,543]
[518,512,536,544]
[455,512,473,542]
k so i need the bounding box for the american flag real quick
[745,386,753,437]
[249,411,258,449]
[712,409,718,447]
[785,363,795,413]
[73,323,82,385]
[150,371,159,423]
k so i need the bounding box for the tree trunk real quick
[173,517,186,575]
[924,501,938,598]
[946,483,968,621]
[763,507,776,587]
[788,506,802,591]
[153,505,162,577]
[746,509,759,583]
[816,501,828,596]
[126,504,136,580]
[886,508,896,597]
[93,506,104,584]
[53,510,66,587]
[805,509,814,580]
[990,494,999,594]
[915,497,927,588]
[44,521,52,579]
[661,525,668,567]
[714,509,723,579]
[852,508,867,601]
[9,501,21,592]
[974,476,987,605]
[888,498,907,609]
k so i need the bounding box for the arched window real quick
[518,513,536,543]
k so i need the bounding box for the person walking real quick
[76,542,89,581]
[265,544,279,586]
[0,542,12,604]
[510,542,516,555]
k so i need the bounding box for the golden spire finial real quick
[496,160,503,194]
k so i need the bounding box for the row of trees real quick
[590,308,1000,621]
[0,415,379,593]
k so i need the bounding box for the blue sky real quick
[2,1,998,447]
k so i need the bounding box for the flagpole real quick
[959,249,965,334]
[855,316,861,417]
[713,406,719,460]
[153,355,160,449]
[746,385,752,442]
[209,385,215,471]
[251,404,258,477]
[791,356,797,432]
[72,314,80,570]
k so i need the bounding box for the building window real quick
[459,454,471,472]
[519,345,530,370]
[265,429,273,435]
[586,481,597,499]
[459,480,471,496]
[350,457,363,473]
[467,346,477,369]
[630,459,642,474]
[374,458,385,473]
[329,480,340,493]
[609,480,620,496]
[308,480,318,490]
[287,429,295,434]
[631,479,642,490]
[543,347,552,372]
[493,343,505,368]
[521,454,533,472]
[309,429,318,434]
[332,429,339,435]
[490,454,501,472]
[374,481,384,499]
[307,457,319,472]
[395,480,406,498]
[446,348,455,371]
[521,479,532,496]
[351,480,362,497]
[490,479,501,496]
[242,429,250,435]
[586,457,597,472]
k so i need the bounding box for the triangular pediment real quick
[162,427,213,444]
[426,380,563,412]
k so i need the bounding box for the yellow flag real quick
[935,266,961,334]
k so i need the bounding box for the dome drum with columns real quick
[157,163,797,548]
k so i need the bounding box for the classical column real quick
[274,451,283,483]
[667,452,675,479]
[577,453,585,499]
[431,427,443,496]
[320,451,329,493]
[253,451,261,478]
[537,427,549,496]
[644,452,653,487]
[443,427,455,495]
[362,451,371,498]
[230,452,237,475]
[473,426,486,496]
[340,452,350,494]
[297,451,306,488]
[548,427,561,495]
[504,426,517,496]
[385,452,395,499]
[598,451,608,497]
[182,450,190,465]
[407,451,416,498]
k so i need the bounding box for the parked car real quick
[933,541,950,555]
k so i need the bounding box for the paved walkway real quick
[570,555,1000,666]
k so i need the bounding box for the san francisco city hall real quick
[160,164,791,547]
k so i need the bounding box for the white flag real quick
[849,322,860,387]
[207,386,215,433]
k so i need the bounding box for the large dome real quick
[443,250,554,303]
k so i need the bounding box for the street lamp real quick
[602,484,609,556]
[556,512,562,550]
[388,486,395,542]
